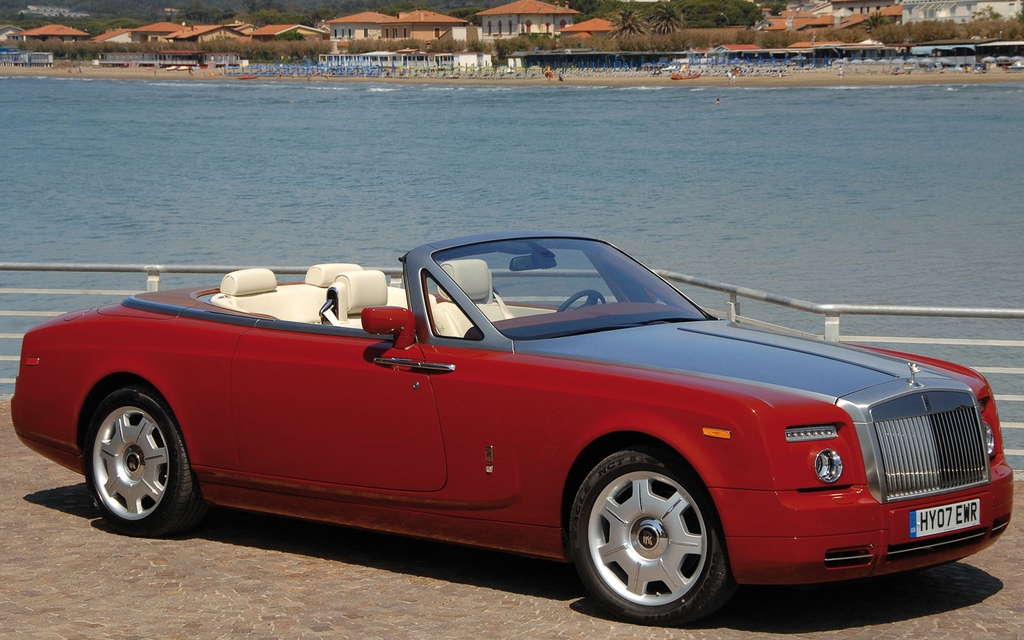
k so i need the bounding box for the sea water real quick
[1,76,1023,401]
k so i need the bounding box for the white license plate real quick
[909,498,980,539]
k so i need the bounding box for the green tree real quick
[244,0,282,13]
[972,7,1003,20]
[450,6,484,24]
[249,9,307,26]
[180,1,230,24]
[306,8,334,27]
[865,12,891,32]
[648,2,684,35]
[678,0,762,28]
[611,4,649,37]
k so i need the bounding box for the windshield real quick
[431,237,709,340]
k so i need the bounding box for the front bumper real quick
[714,456,1014,585]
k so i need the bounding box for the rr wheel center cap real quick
[124,446,144,479]
[631,518,668,559]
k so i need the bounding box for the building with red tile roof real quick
[250,24,327,42]
[15,24,89,42]
[369,11,467,42]
[477,0,578,39]
[327,12,397,42]
[91,28,134,43]
[558,17,612,38]
[326,10,472,44]
[131,21,190,42]
[788,39,846,48]
[164,25,250,43]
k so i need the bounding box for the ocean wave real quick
[612,85,664,91]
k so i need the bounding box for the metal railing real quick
[1,261,1021,480]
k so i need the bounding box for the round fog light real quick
[815,449,843,483]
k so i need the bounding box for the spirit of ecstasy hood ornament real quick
[907,362,922,387]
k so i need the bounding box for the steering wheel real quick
[557,289,607,312]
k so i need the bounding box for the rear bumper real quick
[714,458,1014,585]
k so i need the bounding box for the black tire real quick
[569,448,736,626]
[83,385,207,537]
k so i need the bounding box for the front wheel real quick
[569,448,736,626]
[84,385,207,537]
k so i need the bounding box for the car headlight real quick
[815,449,843,483]
[983,420,995,456]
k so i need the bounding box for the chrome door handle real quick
[373,357,456,373]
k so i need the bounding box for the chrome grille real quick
[874,404,988,500]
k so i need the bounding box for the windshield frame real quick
[423,235,712,342]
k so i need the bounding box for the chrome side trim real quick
[885,529,987,558]
[823,549,874,568]
[373,357,456,373]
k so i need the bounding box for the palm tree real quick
[865,13,891,32]
[648,2,685,35]
[611,4,650,38]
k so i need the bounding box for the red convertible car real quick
[12,232,1014,625]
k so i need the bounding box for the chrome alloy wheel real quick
[586,470,708,606]
[90,406,169,520]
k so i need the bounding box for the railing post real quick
[727,294,740,323]
[146,268,161,292]
[824,312,840,342]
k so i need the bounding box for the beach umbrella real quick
[996,56,1011,63]
[1013,56,1024,62]
[982,56,996,63]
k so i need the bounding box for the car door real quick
[229,325,447,492]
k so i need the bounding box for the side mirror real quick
[361,306,416,349]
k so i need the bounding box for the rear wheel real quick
[84,385,207,537]
[569,448,736,626]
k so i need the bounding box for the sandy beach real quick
[4,60,1024,88]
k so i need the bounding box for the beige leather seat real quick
[305,263,362,287]
[211,264,367,323]
[326,270,389,328]
[211,268,286,318]
[440,259,510,322]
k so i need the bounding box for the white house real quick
[0,25,23,41]
[476,0,578,40]
[903,0,1020,22]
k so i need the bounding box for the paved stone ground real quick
[2,400,1021,640]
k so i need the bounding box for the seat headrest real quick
[305,263,363,287]
[333,270,388,316]
[221,268,277,296]
[441,259,492,304]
